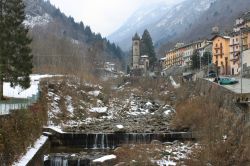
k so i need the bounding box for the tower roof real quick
[132,33,140,40]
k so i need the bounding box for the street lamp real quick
[240,28,244,94]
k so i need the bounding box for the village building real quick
[164,40,211,69]
[230,11,250,75]
[131,33,149,76]
[211,35,231,75]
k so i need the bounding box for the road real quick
[222,78,250,94]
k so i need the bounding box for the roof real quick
[165,39,211,54]
[132,33,140,40]
[210,35,231,41]
[141,55,149,58]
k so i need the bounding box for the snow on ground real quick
[89,107,108,113]
[93,155,116,163]
[157,158,176,166]
[13,135,48,166]
[88,90,101,97]
[164,110,173,116]
[170,76,180,89]
[155,142,198,166]
[45,126,65,134]
[116,125,124,129]
[65,96,74,114]
[3,74,54,98]
[24,13,51,28]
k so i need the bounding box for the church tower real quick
[132,33,140,69]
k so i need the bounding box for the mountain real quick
[23,0,125,73]
[108,0,250,55]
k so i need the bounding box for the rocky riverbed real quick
[43,76,176,133]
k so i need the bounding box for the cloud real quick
[49,0,182,36]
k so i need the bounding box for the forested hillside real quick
[24,0,124,74]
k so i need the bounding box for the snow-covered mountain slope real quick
[108,0,217,51]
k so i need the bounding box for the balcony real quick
[214,52,224,56]
[229,42,239,46]
[230,56,239,62]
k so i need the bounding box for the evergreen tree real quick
[191,50,200,70]
[140,29,157,69]
[0,0,33,99]
[202,51,212,66]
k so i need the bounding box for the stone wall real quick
[182,78,249,113]
[182,78,249,120]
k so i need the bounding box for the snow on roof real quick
[93,155,116,163]
[141,55,149,58]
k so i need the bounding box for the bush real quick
[171,95,250,165]
[0,98,47,165]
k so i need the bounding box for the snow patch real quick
[4,74,54,98]
[65,96,74,113]
[93,155,116,163]
[89,107,108,113]
[45,126,65,134]
[170,76,180,89]
[116,125,124,129]
[24,13,51,28]
[164,110,172,116]
[88,90,101,97]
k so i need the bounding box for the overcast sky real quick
[49,0,178,37]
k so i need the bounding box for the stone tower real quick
[132,33,140,68]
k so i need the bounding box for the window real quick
[216,43,218,47]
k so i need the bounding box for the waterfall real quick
[101,134,105,149]
[52,132,192,149]
[50,156,68,166]
[93,134,98,149]
[85,134,88,149]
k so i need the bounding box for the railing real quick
[0,93,40,115]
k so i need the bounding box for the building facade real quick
[230,11,250,75]
[164,40,211,69]
[212,35,230,75]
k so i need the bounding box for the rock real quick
[114,147,124,154]
[151,140,162,145]
[114,162,126,166]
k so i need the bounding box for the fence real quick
[0,93,40,115]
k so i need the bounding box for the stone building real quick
[131,33,149,76]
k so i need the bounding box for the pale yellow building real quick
[212,35,230,75]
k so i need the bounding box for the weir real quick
[45,129,194,149]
